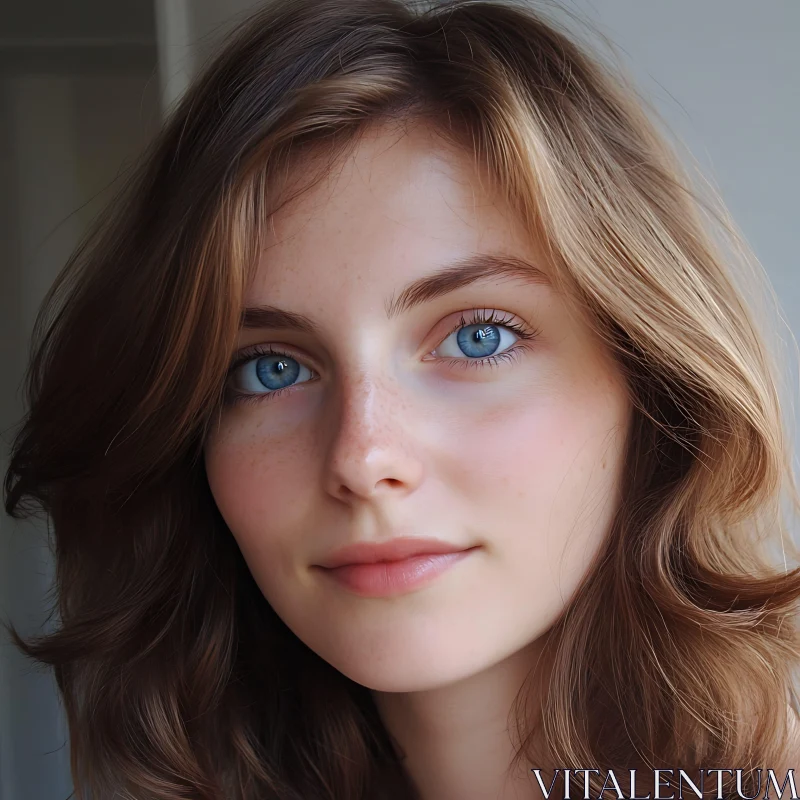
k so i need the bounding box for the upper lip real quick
[316,537,474,569]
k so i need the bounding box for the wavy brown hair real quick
[4,0,800,797]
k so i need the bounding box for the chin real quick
[306,630,505,693]
[335,656,484,693]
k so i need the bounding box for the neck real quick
[372,633,556,800]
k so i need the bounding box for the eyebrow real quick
[240,253,550,333]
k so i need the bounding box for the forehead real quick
[247,120,545,303]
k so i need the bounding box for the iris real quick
[456,324,501,358]
[255,355,300,390]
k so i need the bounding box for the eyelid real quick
[229,309,539,368]
[227,342,311,376]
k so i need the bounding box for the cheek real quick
[448,382,626,588]
[203,422,316,566]
[445,388,595,504]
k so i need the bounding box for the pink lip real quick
[314,537,479,598]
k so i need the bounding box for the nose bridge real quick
[334,363,400,453]
[323,358,422,500]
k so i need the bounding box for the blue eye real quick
[435,322,517,359]
[229,348,314,399]
[430,309,539,369]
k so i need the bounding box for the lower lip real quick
[317,549,477,598]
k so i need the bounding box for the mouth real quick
[316,536,476,569]
[313,539,481,598]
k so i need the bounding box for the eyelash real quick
[224,309,541,407]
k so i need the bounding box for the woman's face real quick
[204,119,631,692]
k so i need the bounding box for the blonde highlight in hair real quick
[4,1,800,797]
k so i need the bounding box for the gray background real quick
[1,1,798,798]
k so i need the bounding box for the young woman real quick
[4,0,799,798]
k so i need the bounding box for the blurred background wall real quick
[1,2,798,798]
[0,4,160,799]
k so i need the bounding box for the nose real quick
[322,369,424,503]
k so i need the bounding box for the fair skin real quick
[203,118,632,799]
